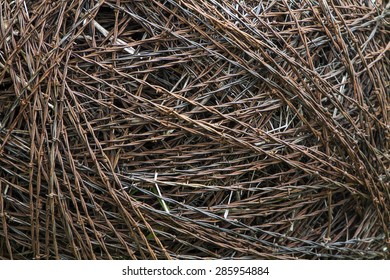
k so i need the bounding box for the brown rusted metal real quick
[0,0,389,259]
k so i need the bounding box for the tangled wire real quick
[0,0,389,259]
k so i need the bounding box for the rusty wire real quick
[0,0,389,259]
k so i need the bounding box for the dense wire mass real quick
[0,0,389,259]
